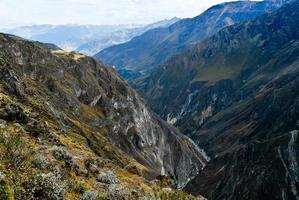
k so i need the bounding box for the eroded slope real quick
[0,33,206,199]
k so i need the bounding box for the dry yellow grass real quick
[116,169,153,193]
[80,103,105,121]
[51,50,86,61]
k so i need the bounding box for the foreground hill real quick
[134,1,299,199]
[96,0,284,72]
[0,33,206,199]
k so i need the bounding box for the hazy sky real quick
[0,0,239,28]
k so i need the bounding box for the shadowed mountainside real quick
[132,1,299,199]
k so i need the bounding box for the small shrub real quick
[0,185,9,200]
[14,172,66,200]
[70,180,86,194]
[81,191,101,200]
[0,172,9,200]
[97,171,119,184]
[0,129,30,170]
[107,184,129,200]
[33,172,66,200]
[52,146,74,168]
[153,186,199,200]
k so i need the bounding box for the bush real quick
[81,191,101,200]
[0,185,9,200]
[0,128,31,170]
[71,180,86,194]
[0,172,9,200]
[14,172,66,200]
[153,186,199,200]
[0,127,34,200]
[33,172,66,200]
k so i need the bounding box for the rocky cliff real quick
[0,33,206,199]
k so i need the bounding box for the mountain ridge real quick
[96,0,284,73]
[4,18,180,56]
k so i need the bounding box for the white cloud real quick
[0,0,238,28]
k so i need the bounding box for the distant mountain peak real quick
[96,0,285,72]
[4,18,179,56]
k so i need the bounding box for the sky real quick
[0,0,239,29]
